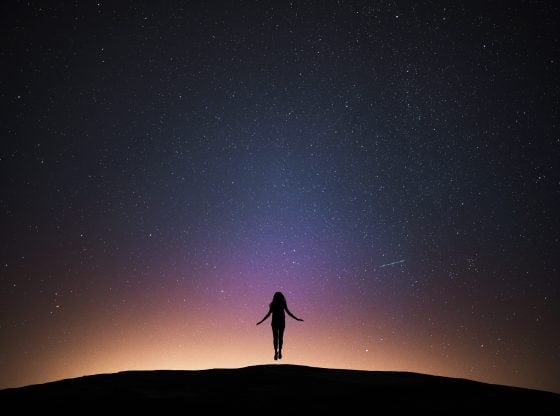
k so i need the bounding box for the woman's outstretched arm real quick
[256,309,272,325]
[285,306,304,321]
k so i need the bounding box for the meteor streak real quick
[379,259,405,268]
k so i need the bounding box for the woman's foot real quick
[278,351,282,359]
[274,352,278,360]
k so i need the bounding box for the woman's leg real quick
[272,326,279,359]
[278,326,285,358]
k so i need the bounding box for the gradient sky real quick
[1,1,559,393]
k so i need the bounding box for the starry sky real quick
[1,1,559,393]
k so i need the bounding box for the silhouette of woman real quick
[257,291,303,360]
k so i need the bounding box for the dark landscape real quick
[1,365,558,412]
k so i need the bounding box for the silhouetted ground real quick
[1,365,558,412]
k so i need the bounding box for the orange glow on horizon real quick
[4,301,555,394]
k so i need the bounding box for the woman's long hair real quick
[270,291,286,308]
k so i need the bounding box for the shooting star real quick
[378,259,405,268]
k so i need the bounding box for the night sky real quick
[1,1,559,393]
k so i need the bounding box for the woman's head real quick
[271,291,286,306]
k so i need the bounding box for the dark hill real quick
[1,365,558,412]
